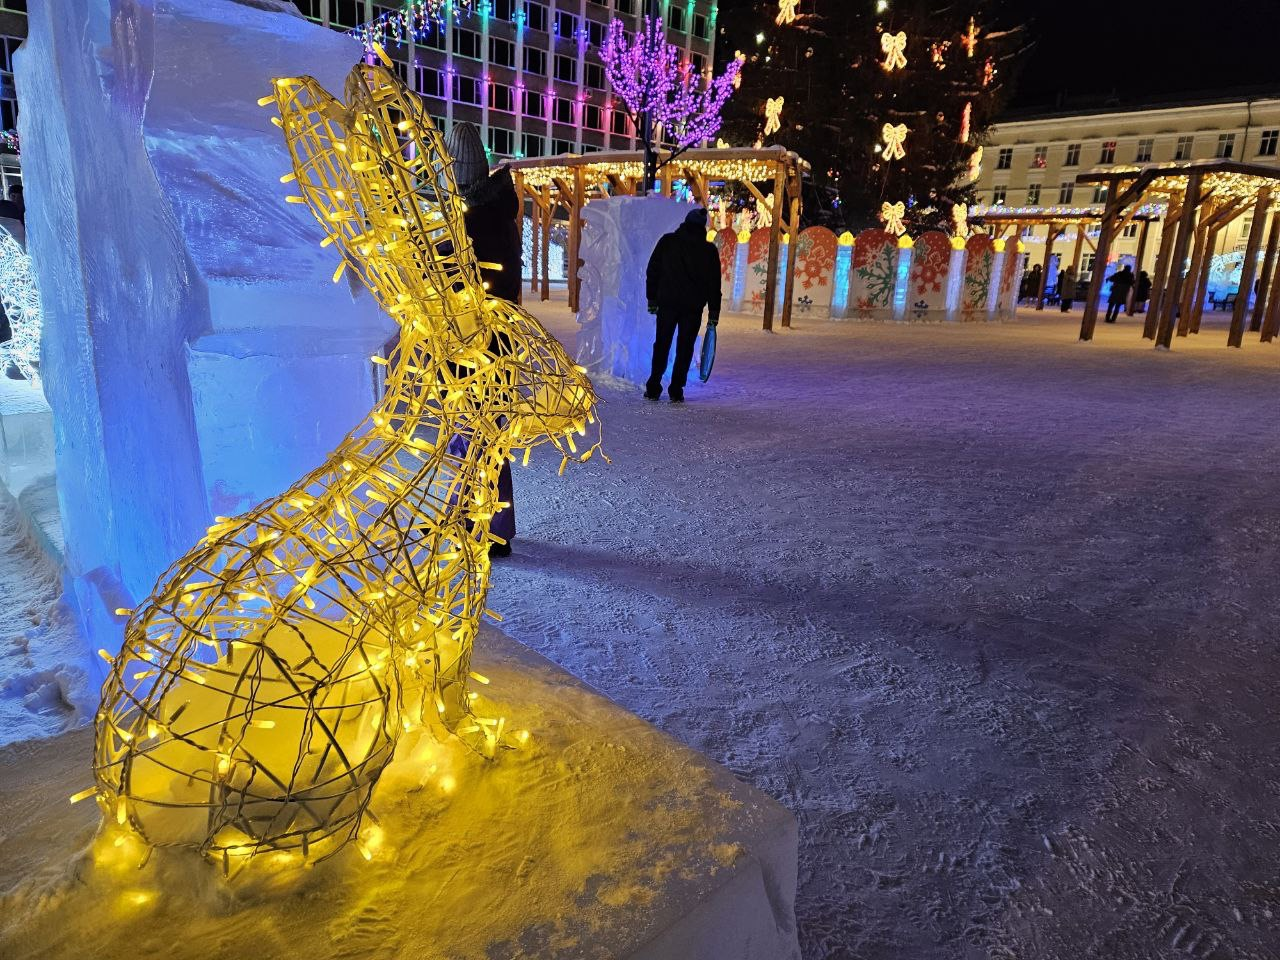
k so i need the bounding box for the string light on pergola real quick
[86,55,602,873]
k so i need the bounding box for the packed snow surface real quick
[486,299,1280,959]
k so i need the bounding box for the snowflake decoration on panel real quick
[89,58,602,873]
[0,226,41,382]
[881,31,908,72]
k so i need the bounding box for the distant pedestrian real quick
[1133,270,1152,313]
[1058,265,1077,312]
[1104,265,1135,323]
[645,207,722,404]
[1021,263,1042,302]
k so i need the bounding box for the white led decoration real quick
[0,226,41,383]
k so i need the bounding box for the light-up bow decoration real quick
[881,122,908,161]
[776,0,799,25]
[90,58,601,873]
[0,226,41,383]
[881,31,908,72]
[952,203,969,238]
[763,96,785,136]
[881,201,907,236]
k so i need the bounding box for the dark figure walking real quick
[645,207,722,403]
[1104,265,1135,323]
[1058,265,1077,312]
[448,122,522,556]
[1133,270,1152,313]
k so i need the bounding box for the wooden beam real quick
[1251,209,1280,333]
[781,184,801,328]
[1263,243,1280,341]
[1035,224,1062,310]
[1143,204,1181,340]
[762,163,786,332]
[1186,199,1248,335]
[1156,172,1204,349]
[1229,188,1271,347]
[1126,219,1152,315]
[540,182,552,302]
[1080,209,1122,340]
[1070,225,1087,272]
[1178,216,1213,337]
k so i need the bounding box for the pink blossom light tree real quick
[601,16,745,193]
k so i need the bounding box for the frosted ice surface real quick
[15,0,389,672]
[577,196,699,385]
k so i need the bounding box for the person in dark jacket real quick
[446,122,521,556]
[1104,265,1135,323]
[644,207,721,403]
[1133,270,1152,313]
[1058,264,1077,312]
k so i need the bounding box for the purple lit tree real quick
[602,16,744,193]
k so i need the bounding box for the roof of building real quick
[997,85,1280,126]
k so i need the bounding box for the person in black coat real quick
[1133,270,1152,313]
[644,207,721,403]
[447,123,522,556]
[1104,265,1135,323]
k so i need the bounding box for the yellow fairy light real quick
[92,62,602,872]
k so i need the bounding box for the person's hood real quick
[460,165,516,207]
[446,122,490,194]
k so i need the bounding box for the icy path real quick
[491,299,1280,960]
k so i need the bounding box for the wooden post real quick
[1250,210,1280,333]
[564,169,585,312]
[1080,210,1119,340]
[1178,216,1212,337]
[1035,224,1058,310]
[1185,201,1246,335]
[1156,172,1202,349]
[1229,188,1271,347]
[1263,252,1280,341]
[762,161,786,332]
[781,174,801,328]
[1143,205,1180,340]
[529,187,540,297]
[540,183,552,302]
[1126,219,1151,315]
[1070,225,1086,272]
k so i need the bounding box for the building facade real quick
[293,0,718,161]
[972,95,1280,282]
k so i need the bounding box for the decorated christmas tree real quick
[718,0,1024,233]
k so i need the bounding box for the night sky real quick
[1000,0,1280,110]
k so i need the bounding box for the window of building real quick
[552,137,576,154]
[1064,142,1081,166]
[585,62,606,89]
[523,47,547,75]
[1100,140,1116,164]
[996,147,1013,170]
[991,184,1008,205]
[416,66,445,98]
[492,0,517,21]
[667,5,685,30]
[294,0,322,21]
[553,97,575,125]
[1026,183,1042,205]
[1031,145,1047,169]
[1122,223,1140,238]
[614,0,633,13]
[583,103,603,130]
[1259,129,1279,156]
[694,12,710,39]
[329,0,363,29]
[1136,137,1154,162]
[611,109,631,136]
[489,83,515,113]
[488,126,515,157]
[522,132,546,157]
[522,88,547,118]
[1093,184,1109,204]
[1082,253,1097,276]
[1059,182,1075,204]
[526,1,549,32]
[581,142,602,154]
[453,74,482,106]
[454,28,482,60]
[1175,135,1194,160]
[489,36,516,68]
[1216,132,1237,158]
[555,10,578,39]
[554,54,578,83]
[587,20,607,48]
[691,53,705,74]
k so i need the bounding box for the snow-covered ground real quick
[486,298,1280,959]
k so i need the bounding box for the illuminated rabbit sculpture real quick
[91,59,600,872]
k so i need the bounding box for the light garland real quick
[881,122,908,161]
[0,226,41,382]
[962,17,979,58]
[89,57,602,873]
[958,101,972,144]
[347,0,478,51]
[881,31,908,72]
[881,200,907,236]
[601,17,743,152]
[0,129,18,155]
[763,96,785,136]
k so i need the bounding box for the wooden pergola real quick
[506,146,809,330]
[968,206,1159,312]
[1073,160,1280,348]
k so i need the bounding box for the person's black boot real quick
[489,542,512,558]
[644,387,661,401]
[669,390,684,404]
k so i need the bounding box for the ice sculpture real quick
[15,0,387,659]
[92,61,601,870]
[576,195,691,383]
[0,225,40,382]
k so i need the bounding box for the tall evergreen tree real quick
[718,0,1024,232]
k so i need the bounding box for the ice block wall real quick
[15,0,389,667]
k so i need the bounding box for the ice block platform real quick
[0,627,800,960]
